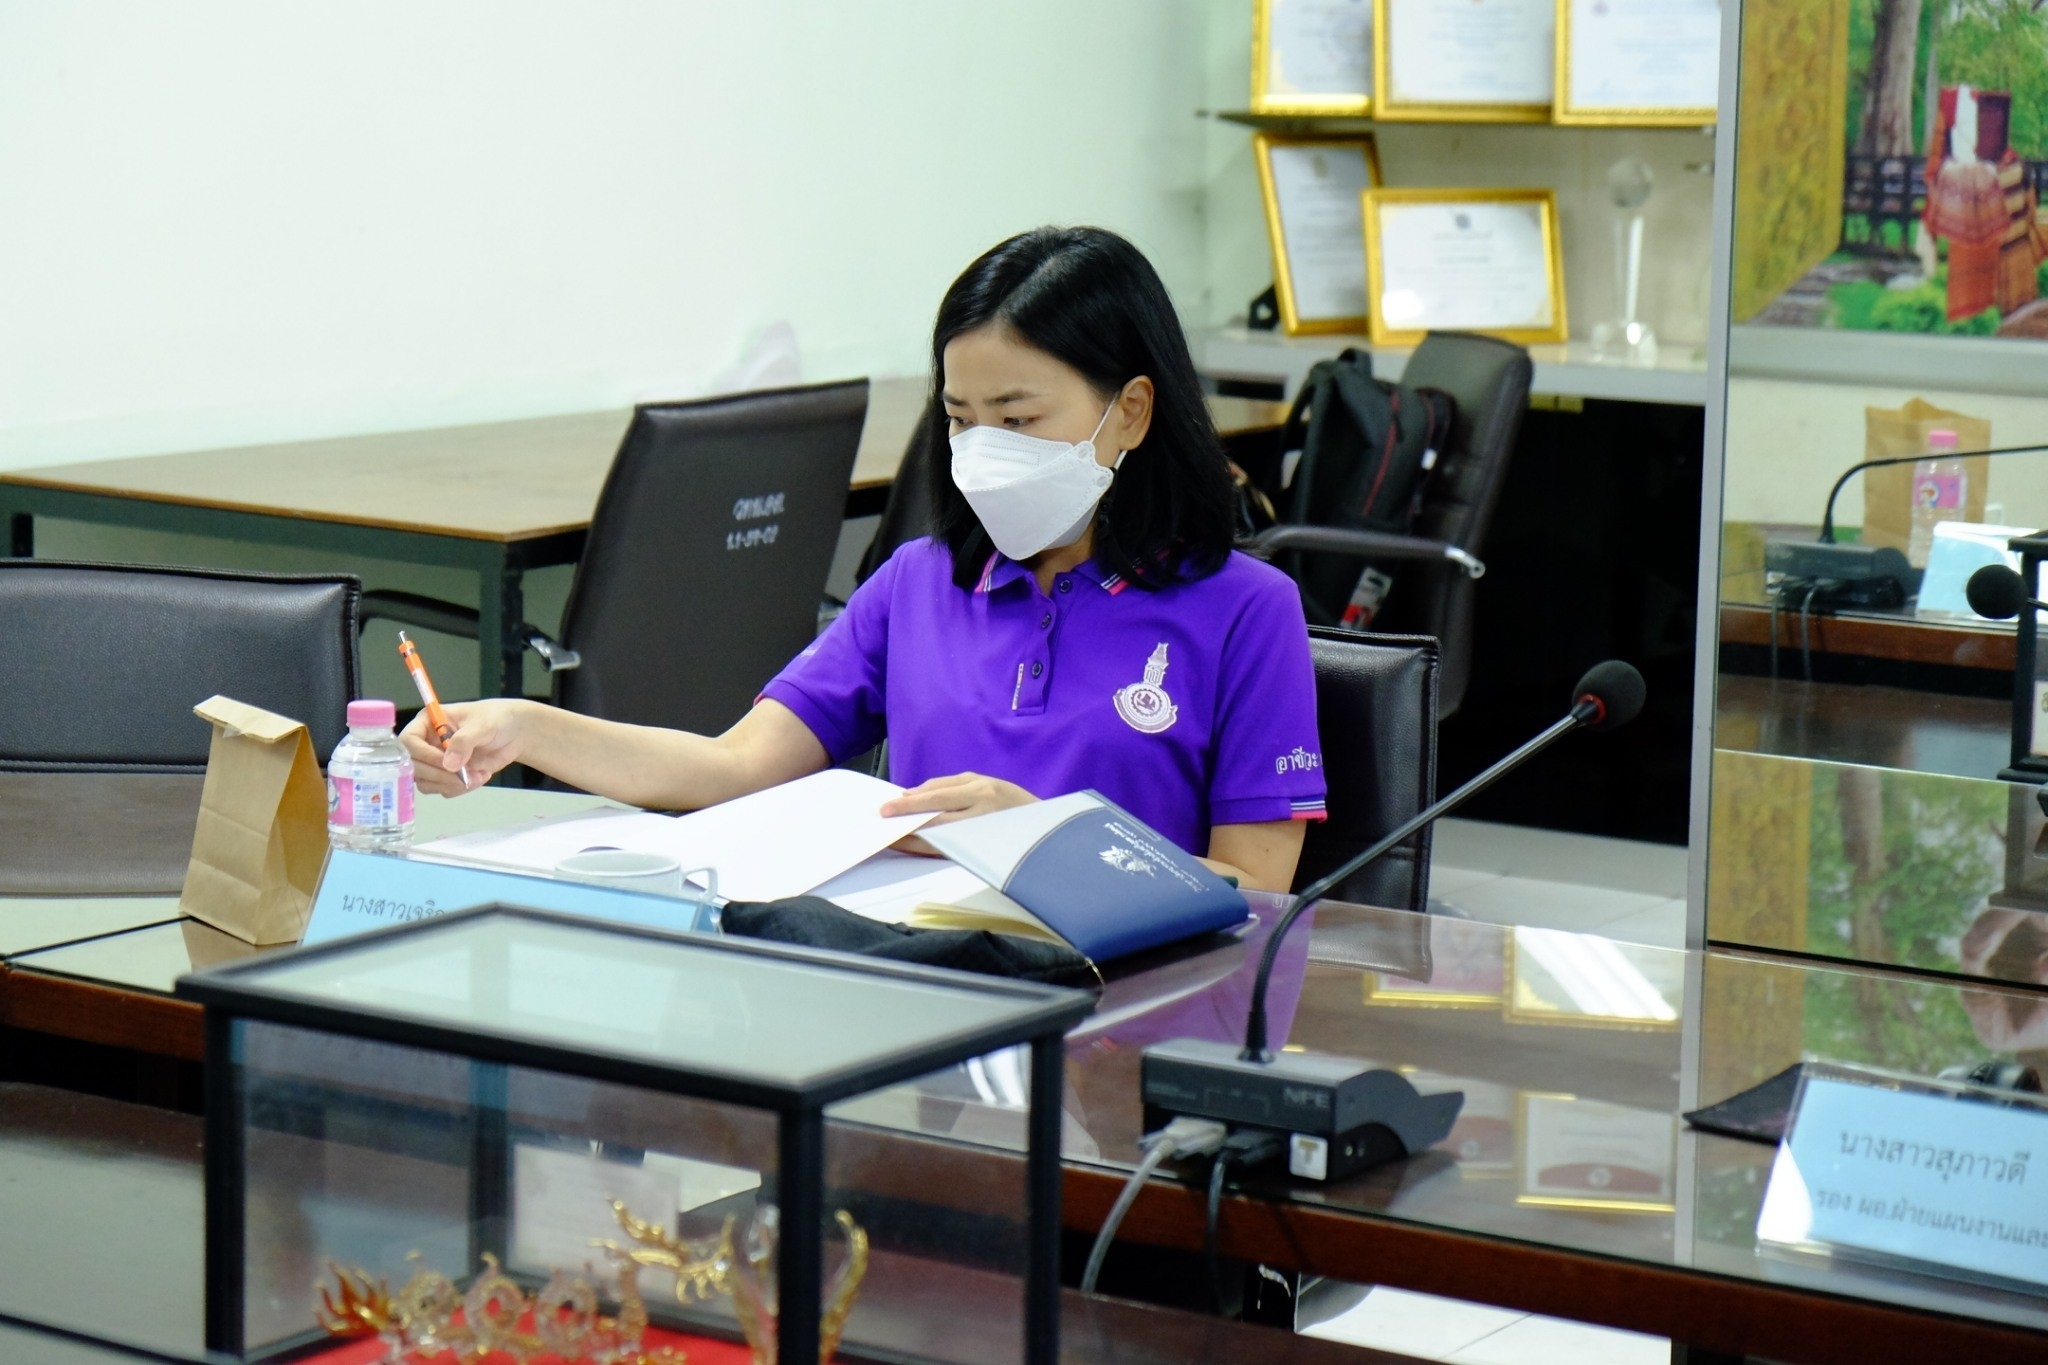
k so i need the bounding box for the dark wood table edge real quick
[1719,601,2017,671]
[0,967,203,1059]
[1064,1168,2048,1365]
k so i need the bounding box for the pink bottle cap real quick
[347,699,397,728]
[1927,428,1960,450]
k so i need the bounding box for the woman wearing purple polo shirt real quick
[407,228,1327,891]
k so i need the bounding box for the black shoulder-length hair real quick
[923,226,1238,592]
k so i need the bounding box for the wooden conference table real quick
[0,382,1290,698]
[6,777,2048,1362]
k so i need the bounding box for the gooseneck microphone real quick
[1817,442,2048,545]
[1139,661,1647,1182]
[1965,563,2048,621]
[1238,659,1645,1062]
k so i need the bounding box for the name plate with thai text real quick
[1757,1062,2048,1290]
[303,848,713,946]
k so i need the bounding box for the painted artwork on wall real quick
[1734,0,2048,338]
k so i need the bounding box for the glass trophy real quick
[1592,157,1660,366]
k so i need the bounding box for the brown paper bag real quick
[178,695,329,946]
[1862,399,1992,563]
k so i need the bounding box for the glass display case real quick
[175,905,1093,1365]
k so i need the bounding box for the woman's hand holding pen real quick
[401,700,530,796]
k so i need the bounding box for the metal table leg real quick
[475,543,526,701]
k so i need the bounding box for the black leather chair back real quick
[0,561,361,772]
[1369,333,1531,717]
[555,380,868,734]
[855,392,942,584]
[1298,628,1439,911]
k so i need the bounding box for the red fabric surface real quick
[294,1322,757,1365]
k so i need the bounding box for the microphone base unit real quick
[1763,539,1920,611]
[1139,1037,1463,1182]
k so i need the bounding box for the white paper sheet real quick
[1376,200,1554,331]
[412,805,683,874]
[1387,0,1553,106]
[1266,0,1374,100]
[1269,142,1375,322]
[1567,0,1719,112]
[413,770,936,904]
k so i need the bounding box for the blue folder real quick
[920,791,1250,963]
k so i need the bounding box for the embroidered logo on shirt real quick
[1100,845,1157,877]
[1113,643,1179,735]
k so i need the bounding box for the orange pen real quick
[397,631,472,789]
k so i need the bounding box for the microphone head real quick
[1572,661,1645,732]
[1966,563,2029,621]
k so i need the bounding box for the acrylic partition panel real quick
[1705,0,2048,965]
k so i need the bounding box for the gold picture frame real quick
[1361,913,1506,1007]
[1255,132,1384,335]
[1552,0,1719,127]
[1361,187,1568,346]
[1515,1092,1678,1213]
[1502,925,1683,1032]
[1252,0,1375,116]
[1372,0,1554,124]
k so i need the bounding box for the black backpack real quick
[1279,348,1456,629]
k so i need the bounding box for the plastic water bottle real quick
[1909,427,1968,567]
[327,699,415,851]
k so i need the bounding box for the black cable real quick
[1205,1148,1234,1316]
[1205,1130,1287,1318]
[1768,588,1783,680]
[1800,580,1822,684]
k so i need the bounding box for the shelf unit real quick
[1195,326,1709,408]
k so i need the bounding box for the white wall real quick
[0,1,1209,469]
[0,1,1213,698]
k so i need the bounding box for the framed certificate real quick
[1554,0,1720,126]
[1503,925,1682,1031]
[1373,0,1555,122]
[1362,914,1504,1007]
[1252,0,1375,115]
[1362,188,1567,346]
[1255,132,1384,335]
[1407,1072,1517,1175]
[1517,1093,1677,1213]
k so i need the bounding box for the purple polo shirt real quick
[759,538,1326,855]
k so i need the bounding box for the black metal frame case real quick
[177,903,1092,1365]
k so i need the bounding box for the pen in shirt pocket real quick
[397,631,473,789]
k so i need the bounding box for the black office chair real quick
[1298,628,1440,912]
[0,560,361,773]
[854,391,943,586]
[1253,332,1532,719]
[363,380,868,736]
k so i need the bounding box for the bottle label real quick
[328,768,415,829]
[1913,472,1965,512]
[1341,566,1396,629]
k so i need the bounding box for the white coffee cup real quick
[553,850,685,896]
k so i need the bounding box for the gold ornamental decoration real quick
[315,1197,869,1365]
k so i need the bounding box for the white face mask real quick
[949,403,1123,560]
